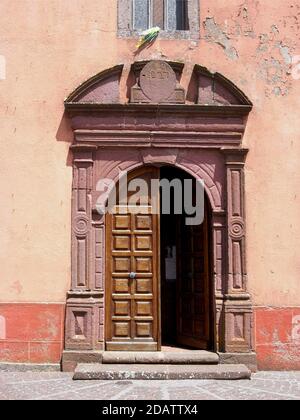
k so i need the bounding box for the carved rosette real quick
[229,218,245,240]
[73,215,90,237]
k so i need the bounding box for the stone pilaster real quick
[221,148,254,353]
[65,145,103,351]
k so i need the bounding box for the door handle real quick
[129,272,136,280]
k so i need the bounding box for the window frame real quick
[118,0,200,40]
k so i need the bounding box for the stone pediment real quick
[65,60,252,108]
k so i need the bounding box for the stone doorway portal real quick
[62,60,257,372]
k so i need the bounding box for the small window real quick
[118,0,199,40]
[133,0,189,31]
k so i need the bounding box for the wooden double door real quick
[105,167,211,351]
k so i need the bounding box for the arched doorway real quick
[105,165,213,351]
[160,166,213,351]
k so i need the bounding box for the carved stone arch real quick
[66,65,124,104]
[94,152,222,213]
[175,160,223,212]
[63,60,257,372]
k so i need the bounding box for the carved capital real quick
[221,147,249,165]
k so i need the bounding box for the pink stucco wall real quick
[0,1,300,368]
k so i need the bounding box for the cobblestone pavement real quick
[0,371,300,400]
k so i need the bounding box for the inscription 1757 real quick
[140,61,177,103]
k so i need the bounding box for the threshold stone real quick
[73,363,251,380]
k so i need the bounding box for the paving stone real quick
[0,371,300,400]
[0,363,60,372]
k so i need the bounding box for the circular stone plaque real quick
[140,61,177,103]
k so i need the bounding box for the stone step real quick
[102,351,219,365]
[73,364,251,381]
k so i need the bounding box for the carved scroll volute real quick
[223,148,249,295]
[71,146,96,290]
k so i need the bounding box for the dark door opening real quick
[160,166,212,350]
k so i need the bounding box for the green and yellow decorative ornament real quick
[136,26,160,50]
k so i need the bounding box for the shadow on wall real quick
[56,111,74,167]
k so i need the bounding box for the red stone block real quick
[0,341,29,363]
[29,341,62,364]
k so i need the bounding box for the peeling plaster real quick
[292,316,300,341]
[256,30,294,96]
[204,17,239,61]
[203,1,298,97]
[279,44,292,65]
[0,316,6,340]
[271,25,280,35]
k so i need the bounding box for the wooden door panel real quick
[106,167,160,351]
[177,204,211,349]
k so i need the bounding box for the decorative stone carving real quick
[219,148,253,355]
[140,61,177,103]
[71,146,95,290]
[73,215,90,237]
[194,65,253,106]
[229,218,245,240]
[63,62,255,369]
[131,60,185,104]
[223,149,248,294]
[65,61,252,107]
[65,145,105,351]
[65,291,104,351]
[93,215,105,291]
[212,212,227,296]
[224,302,253,353]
